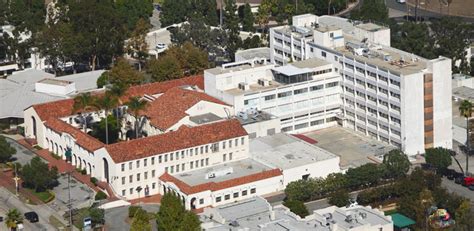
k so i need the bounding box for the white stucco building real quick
[268,14,453,155]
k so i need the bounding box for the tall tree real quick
[100,58,144,87]
[126,18,150,72]
[194,0,219,26]
[115,0,154,31]
[131,208,151,231]
[223,0,241,61]
[241,3,255,32]
[6,208,23,231]
[349,0,388,23]
[382,149,410,178]
[425,147,453,172]
[146,55,182,82]
[459,99,472,174]
[160,0,191,27]
[21,157,59,192]
[166,42,209,75]
[94,92,119,144]
[391,22,436,59]
[455,200,474,230]
[126,97,149,139]
[431,17,473,74]
[156,193,200,231]
[73,92,96,132]
[0,135,15,163]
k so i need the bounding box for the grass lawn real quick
[27,189,55,203]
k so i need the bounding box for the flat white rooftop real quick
[250,133,338,170]
[173,158,274,187]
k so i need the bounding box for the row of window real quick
[120,138,244,172]
[281,116,337,132]
[122,183,156,196]
[215,188,256,203]
[344,63,401,87]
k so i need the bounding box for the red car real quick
[462,177,474,187]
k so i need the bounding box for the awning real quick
[390,213,416,228]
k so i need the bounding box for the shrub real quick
[90,177,98,186]
[129,206,141,218]
[95,191,107,200]
[328,190,350,207]
[283,200,309,218]
[80,169,87,175]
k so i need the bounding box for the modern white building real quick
[200,196,393,231]
[204,58,342,134]
[269,14,453,155]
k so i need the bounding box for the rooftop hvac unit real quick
[237,111,248,120]
[238,82,250,91]
[205,167,233,179]
[257,78,271,87]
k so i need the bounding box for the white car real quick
[397,0,406,3]
[156,43,167,49]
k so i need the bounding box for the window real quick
[229,140,232,148]
[164,154,168,162]
[152,183,156,189]
[229,153,233,160]
[130,188,133,194]
[181,151,185,158]
[151,157,155,165]
[136,160,140,168]
[200,198,204,204]
[122,177,125,185]
[311,119,324,126]
[206,158,209,166]
[235,139,238,147]
[211,143,219,152]
[121,164,125,172]
[129,175,133,183]
[334,56,338,61]
[241,137,244,145]
[325,82,338,88]
[321,51,326,57]
[159,156,162,163]
[200,146,204,154]
[294,88,308,95]
[222,141,226,149]
[129,162,132,170]
[137,173,140,181]
[277,91,292,98]
[176,152,179,160]
[201,159,204,166]
[250,188,256,194]
[242,190,248,196]
[233,192,239,198]
[223,154,227,162]
[170,166,174,173]
[144,159,147,167]
[205,145,209,153]
[225,194,230,200]
[295,122,309,130]
[165,167,168,172]
[152,170,156,178]
[190,162,194,169]
[264,94,276,101]
[144,172,148,180]
[176,164,179,172]
[170,152,174,160]
[216,196,222,202]
[122,190,126,196]
[310,47,314,52]
[310,85,323,91]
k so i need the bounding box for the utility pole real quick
[220,0,223,27]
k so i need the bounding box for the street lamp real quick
[136,186,143,205]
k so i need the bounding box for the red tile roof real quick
[44,118,104,152]
[159,168,282,195]
[31,75,204,121]
[143,87,228,130]
[105,119,247,163]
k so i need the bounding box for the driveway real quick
[105,204,160,231]
[51,174,96,213]
[5,137,37,166]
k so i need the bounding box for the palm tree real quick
[109,83,129,128]
[126,96,148,139]
[94,92,119,144]
[73,92,95,132]
[459,99,472,175]
[6,208,23,231]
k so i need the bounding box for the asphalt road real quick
[386,0,474,22]
[0,187,56,231]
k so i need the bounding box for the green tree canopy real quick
[382,149,410,178]
[115,0,153,31]
[6,208,23,230]
[131,207,151,231]
[283,200,309,218]
[349,0,388,23]
[391,22,436,59]
[241,3,255,32]
[0,135,15,163]
[425,147,453,171]
[89,207,105,227]
[90,115,120,144]
[156,193,201,231]
[345,163,384,189]
[103,58,144,87]
[21,156,59,192]
[126,18,150,72]
[146,55,182,82]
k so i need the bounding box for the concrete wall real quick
[430,57,453,149]
[281,156,340,186]
[401,72,425,155]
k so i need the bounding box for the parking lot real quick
[304,127,395,168]
[5,137,37,166]
[50,174,95,213]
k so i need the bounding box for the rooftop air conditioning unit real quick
[238,82,250,91]
[258,78,271,87]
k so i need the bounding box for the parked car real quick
[455,175,464,184]
[469,184,474,191]
[443,169,457,179]
[463,176,474,187]
[24,212,39,223]
[449,171,464,181]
